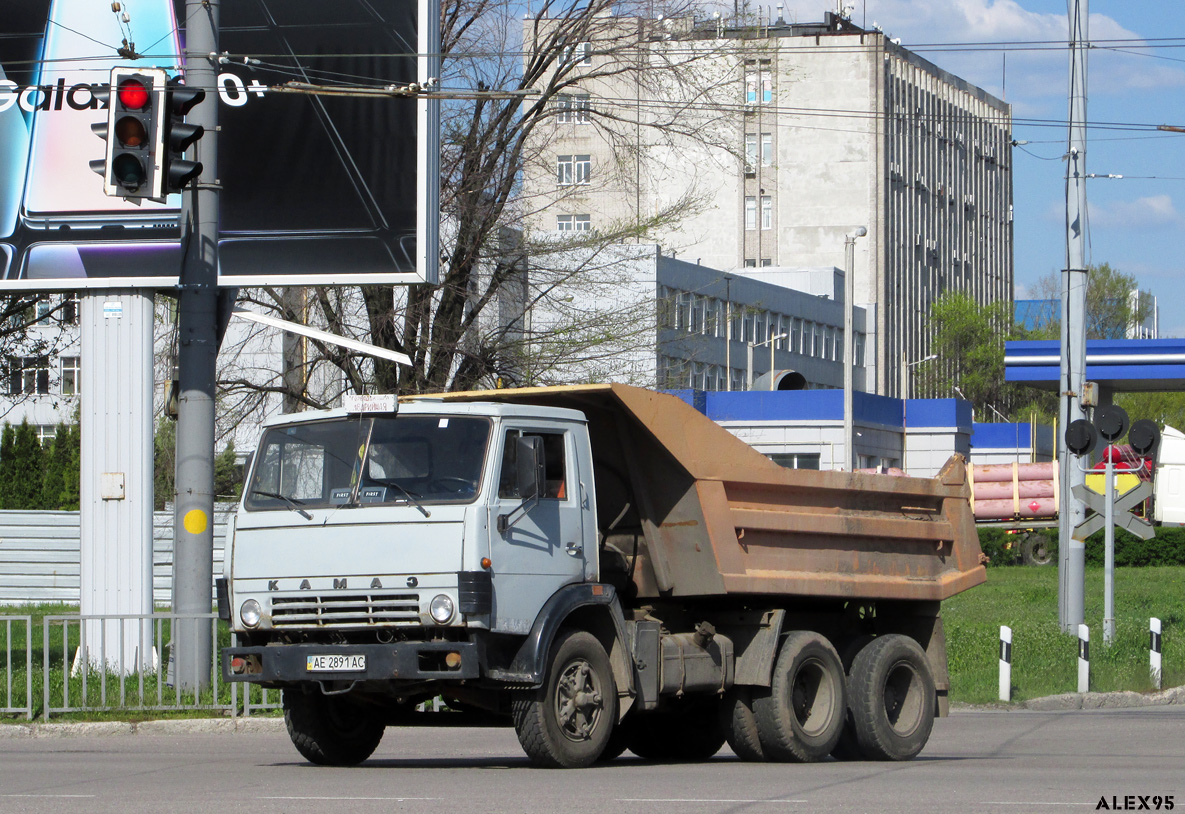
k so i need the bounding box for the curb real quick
[0,717,286,739]
[951,684,1185,713]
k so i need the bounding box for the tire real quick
[627,698,728,761]
[282,689,385,766]
[846,633,936,761]
[831,635,874,761]
[512,630,618,768]
[723,687,766,762]
[754,631,846,762]
[1021,533,1053,566]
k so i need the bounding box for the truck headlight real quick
[240,599,262,628]
[430,594,455,624]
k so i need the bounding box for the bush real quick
[1084,525,1185,567]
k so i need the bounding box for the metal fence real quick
[0,507,234,606]
[0,611,281,721]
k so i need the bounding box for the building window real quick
[745,68,772,105]
[760,195,772,230]
[561,41,591,66]
[557,154,591,186]
[790,318,800,353]
[60,355,80,396]
[744,133,758,172]
[7,356,50,395]
[62,293,79,325]
[760,258,772,267]
[761,132,773,165]
[744,196,757,230]
[768,452,821,470]
[557,93,590,124]
[855,333,865,367]
[556,214,591,231]
[35,425,57,446]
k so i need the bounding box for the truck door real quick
[489,427,586,634]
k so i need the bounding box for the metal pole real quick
[769,338,775,390]
[746,343,754,390]
[172,0,220,691]
[901,350,907,473]
[724,276,732,391]
[844,228,865,471]
[1104,455,1115,644]
[1059,0,1089,633]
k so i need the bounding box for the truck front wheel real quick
[513,629,618,768]
[846,633,935,761]
[754,631,846,762]
[282,689,385,766]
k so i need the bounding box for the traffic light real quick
[163,76,205,193]
[90,66,167,199]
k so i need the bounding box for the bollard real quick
[1078,624,1090,694]
[999,625,1012,702]
[1151,618,1162,690]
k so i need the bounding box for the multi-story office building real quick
[523,9,1013,397]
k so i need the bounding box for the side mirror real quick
[516,435,545,500]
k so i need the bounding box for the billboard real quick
[0,0,438,290]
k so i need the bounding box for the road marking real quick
[259,797,440,802]
[2,795,96,799]
[618,800,808,804]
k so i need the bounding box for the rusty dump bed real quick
[422,384,986,603]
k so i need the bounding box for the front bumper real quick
[222,641,481,684]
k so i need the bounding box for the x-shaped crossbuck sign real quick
[1071,481,1155,540]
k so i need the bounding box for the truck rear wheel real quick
[282,689,385,766]
[846,633,935,761]
[723,687,766,762]
[754,631,846,762]
[513,629,617,768]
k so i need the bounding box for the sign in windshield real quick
[245,416,491,512]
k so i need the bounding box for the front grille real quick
[271,592,421,628]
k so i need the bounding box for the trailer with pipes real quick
[221,384,985,768]
[970,425,1185,564]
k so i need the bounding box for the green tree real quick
[213,441,243,501]
[1030,262,1151,339]
[40,423,80,510]
[919,292,1056,421]
[1,420,47,509]
[154,417,176,511]
[0,423,15,507]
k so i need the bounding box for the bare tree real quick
[217,0,747,414]
[0,293,80,421]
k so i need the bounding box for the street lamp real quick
[843,226,867,471]
[901,353,937,473]
[723,275,733,391]
[747,333,789,390]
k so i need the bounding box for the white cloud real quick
[1088,195,1183,229]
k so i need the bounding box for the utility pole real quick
[1059,0,1089,633]
[172,0,220,691]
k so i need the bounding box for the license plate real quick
[306,654,366,672]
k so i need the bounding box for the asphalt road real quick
[1,709,1182,814]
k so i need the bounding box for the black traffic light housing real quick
[163,77,205,193]
[90,66,167,199]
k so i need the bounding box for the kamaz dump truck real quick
[220,384,985,768]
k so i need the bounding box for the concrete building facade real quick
[523,10,1013,398]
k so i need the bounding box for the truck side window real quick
[499,431,567,500]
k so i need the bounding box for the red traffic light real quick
[117,78,150,110]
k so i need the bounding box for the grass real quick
[0,604,278,721]
[942,566,1185,704]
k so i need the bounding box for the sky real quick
[766,0,1185,335]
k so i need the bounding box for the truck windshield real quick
[244,415,491,512]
